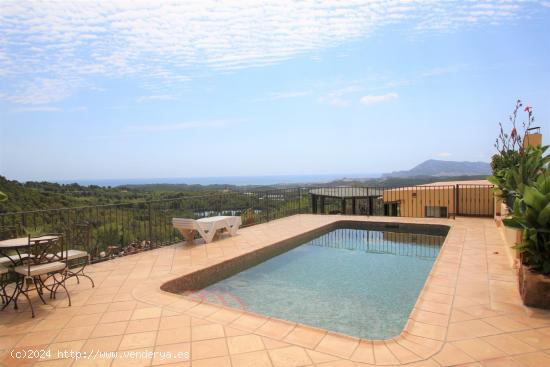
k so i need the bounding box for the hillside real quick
[0,176,155,213]
[383,159,491,178]
[0,176,249,213]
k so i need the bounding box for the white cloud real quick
[326,98,351,108]
[12,106,62,113]
[0,1,545,104]
[359,92,398,106]
[435,152,452,158]
[125,119,244,133]
[255,90,312,102]
[136,95,179,103]
[319,84,362,107]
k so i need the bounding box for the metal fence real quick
[0,184,494,261]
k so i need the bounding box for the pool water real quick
[199,227,445,339]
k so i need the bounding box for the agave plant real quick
[0,190,6,202]
[504,172,550,274]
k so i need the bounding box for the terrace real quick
[1,187,550,367]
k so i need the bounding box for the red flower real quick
[524,106,531,112]
[511,128,517,137]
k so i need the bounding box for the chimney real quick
[523,127,542,149]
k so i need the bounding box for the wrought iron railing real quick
[0,184,493,262]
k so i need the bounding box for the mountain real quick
[383,159,491,178]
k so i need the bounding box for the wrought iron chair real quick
[13,234,70,318]
[0,225,27,307]
[61,223,94,288]
[0,265,8,304]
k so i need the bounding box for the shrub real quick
[504,172,550,274]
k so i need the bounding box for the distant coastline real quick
[55,174,380,187]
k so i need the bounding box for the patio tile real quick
[349,341,374,364]
[90,321,128,338]
[510,329,550,349]
[482,334,537,355]
[231,350,273,367]
[159,315,191,330]
[4,215,550,367]
[479,356,524,367]
[81,335,123,352]
[131,307,162,320]
[406,321,446,340]
[482,316,531,332]
[224,326,249,337]
[191,324,225,340]
[32,318,70,332]
[395,336,438,359]
[261,336,290,349]
[433,343,475,366]
[371,341,399,365]
[152,342,191,365]
[284,325,326,349]
[53,325,94,342]
[400,359,440,367]
[447,320,501,341]
[118,331,157,349]
[66,314,102,328]
[107,301,137,312]
[192,356,231,367]
[125,318,160,334]
[306,350,341,364]
[16,330,59,347]
[191,338,228,360]
[268,346,312,367]
[230,314,268,331]
[34,359,73,367]
[385,340,422,363]
[111,347,153,367]
[411,309,449,327]
[513,351,550,367]
[452,338,507,361]
[207,308,243,324]
[0,334,24,350]
[186,303,219,318]
[315,333,359,358]
[156,327,192,345]
[47,339,87,358]
[99,310,134,324]
[256,319,295,340]
[315,361,355,367]
[227,334,264,354]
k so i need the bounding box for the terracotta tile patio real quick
[1,214,550,367]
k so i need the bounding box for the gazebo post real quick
[352,198,356,215]
[368,197,374,215]
[341,198,346,214]
[319,196,325,214]
[311,194,317,213]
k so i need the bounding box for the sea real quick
[56,174,380,187]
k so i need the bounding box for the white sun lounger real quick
[172,216,242,244]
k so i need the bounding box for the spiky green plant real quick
[489,146,550,207]
[504,172,550,274]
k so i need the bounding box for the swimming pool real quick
[188,221,448,339]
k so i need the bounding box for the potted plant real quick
[504,171,550,308]
[488,101,540,253]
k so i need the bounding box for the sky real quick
[0,0,549,183]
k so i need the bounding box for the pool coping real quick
[145,216,458,364]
